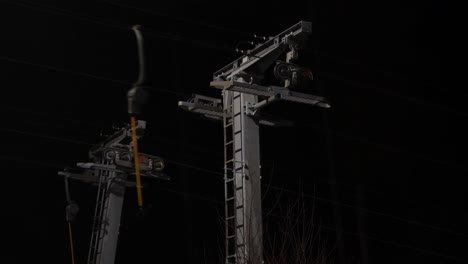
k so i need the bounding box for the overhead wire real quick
[1,104,412,205]
[2,0,467,255]
[2,151,465,262]
[1,53,465,172]
[0,55,190,97]
[124,183,468,263]
[98,0,253,36]
[1,127,467,240]
[155,186,467,263]
[3,0,467,118]
[0,56,130,86]
[0,114,462,226]
[0,127,94,146]
[3,0,236,54]
[104,0,467,121]
[316,71,468,118]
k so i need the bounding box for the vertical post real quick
[224,84,263,264]
[98,172,127,264]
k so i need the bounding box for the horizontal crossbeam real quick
[210,81,331,108]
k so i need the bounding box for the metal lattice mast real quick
[59,121,169,264]
[179,21,330,264]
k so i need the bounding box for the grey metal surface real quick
[58,121,167,264]
[98,171,126,264]
[223,89,263,264]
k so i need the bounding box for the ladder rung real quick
[226,197,235,202]
[233,94,241,99]
[227,234,235,239]
[236,205,244,209]
[234,130,241,135]
[235,148,242,153]
[236,186,243,191]
[225,140,233,145]
[226,215,235,220]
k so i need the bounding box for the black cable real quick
[0,127,94,146]
[98,0,253,36]
[1,0,466,240]
[1,130,466,241]
[0,55,190,97]
[3,0,465,118]
[0,106,224,156]
[0,55,130,85]
[1,99,466,217]
[3,0,236,54]
[150,186,468,264]
[0,61,464,172]
[316,71,468,118]
[266,185,468,239]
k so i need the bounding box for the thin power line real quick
[0,56,130,85]
[1,154,462,263]
[4,145,467,260]
[1,1,465,238]
[299,121,468,173]
[266,185,468,239]
[4,0,236,54]
[3,105,443,213]
[0,155,66,169]
[271,211,468,264]
[318,224,468,264]
[135,185,468,263]
[98,0,253,36]
[5,0,126,30]
[0,53,464,173]
[317,71,468,118]
[2,96,467,204]
[3,0,464,117]
[0,55,189,97]
[2,103,461,205]
[2,126,467,240]
[0,127,94,146]
[0,105,224,156]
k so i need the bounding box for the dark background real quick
[1,0,466,263]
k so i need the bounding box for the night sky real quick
[1,0,466,263]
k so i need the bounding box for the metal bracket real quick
[213,21,312,81]
[210,81,330,108]
[178,94,224,121]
